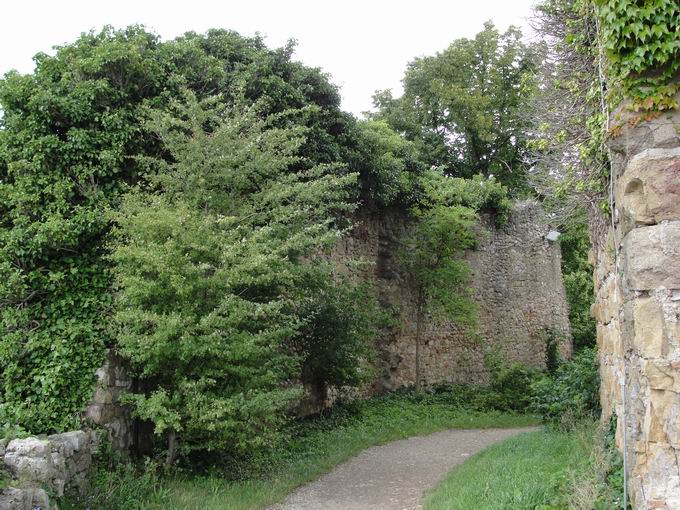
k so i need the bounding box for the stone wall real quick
[333,200,572,392]
[594,96,680,509]
[83,350,133,452]
[0,431,97,510]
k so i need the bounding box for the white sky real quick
[1,0,537,116]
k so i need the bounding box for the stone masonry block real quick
[643,360,680,393]
[619,148,680,231]
[622,222,680,290]
[632,297,668,358]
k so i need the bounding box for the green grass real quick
[149,410,536,510]
[148,393,539,510]
[60,390,540,510]
[424,428,587,510]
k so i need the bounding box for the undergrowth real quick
[60,388,538,510]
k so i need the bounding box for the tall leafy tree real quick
[111,92,375,462]
[372,22,539,192]
[0,25,364,433]
[397,170,500,390]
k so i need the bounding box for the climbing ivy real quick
[595,0,679,112]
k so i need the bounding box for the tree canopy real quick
[0,23,514,458]
[371,22,539,193]
[0,26,365,434]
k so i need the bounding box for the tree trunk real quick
[166,429,177,468]
[415,290,424,392]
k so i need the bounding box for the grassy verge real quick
[62,390,539,510]
[424,420,624,510]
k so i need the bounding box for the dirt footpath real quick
[271,426,537,510]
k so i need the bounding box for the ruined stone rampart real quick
[333,200,572,391]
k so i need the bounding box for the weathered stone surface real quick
[0,488,50,510]
[618,148,680,231]
[593,274,622,324]
[632,298,668,358]
[622,222,680,290]
[0,430,97,509]
[4,438,52,482]
[631,443,680,510]
[647,389,680,447]
[599,98,680,509]
[330,201,571,392]
[83,349,133,452]
[609,94,680,157]
[643,361,680,393]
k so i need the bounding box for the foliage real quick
[400,204,478,324]
[0,25,365,434]
[371,22,540,192]
[595,0,680,111]
[544,328,563,375]
[560,221,596,351]
[0,26,171,432]
[60,442,168,510]
[530,0,679,229]
[111,92,380,461]
[399,198,478,389]
[483,353,541,412]
[531,347,601,423]
[351,120,427,207]
[529,0,611,225]
[293,275,387,396]
[420,170,512,225]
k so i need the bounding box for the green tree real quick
[0,26,364,434]
[372,22,539,192]
[560,221,596,351]
[399,188,479,390]
[111,92,376,462]
[351,120,427,208]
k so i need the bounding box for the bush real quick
[111,93,383,464]
[420,171,513,225]
[484,361,540,412]
[60,458,167,510]
[531,347,600,423]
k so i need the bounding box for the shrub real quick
[112,93,382,464]
[531,347,600,423]
[543,327,563,375]
[0,25,361,435]
[60,458,167,510]
[485,361,540,412]
[420,171,513,225]
[353,120,427,208]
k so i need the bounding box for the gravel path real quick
[270,426,536,510]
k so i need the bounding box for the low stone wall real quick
[595,94,680,508]
[0,430,97,510]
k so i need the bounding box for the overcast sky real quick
[1,0,538,116]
